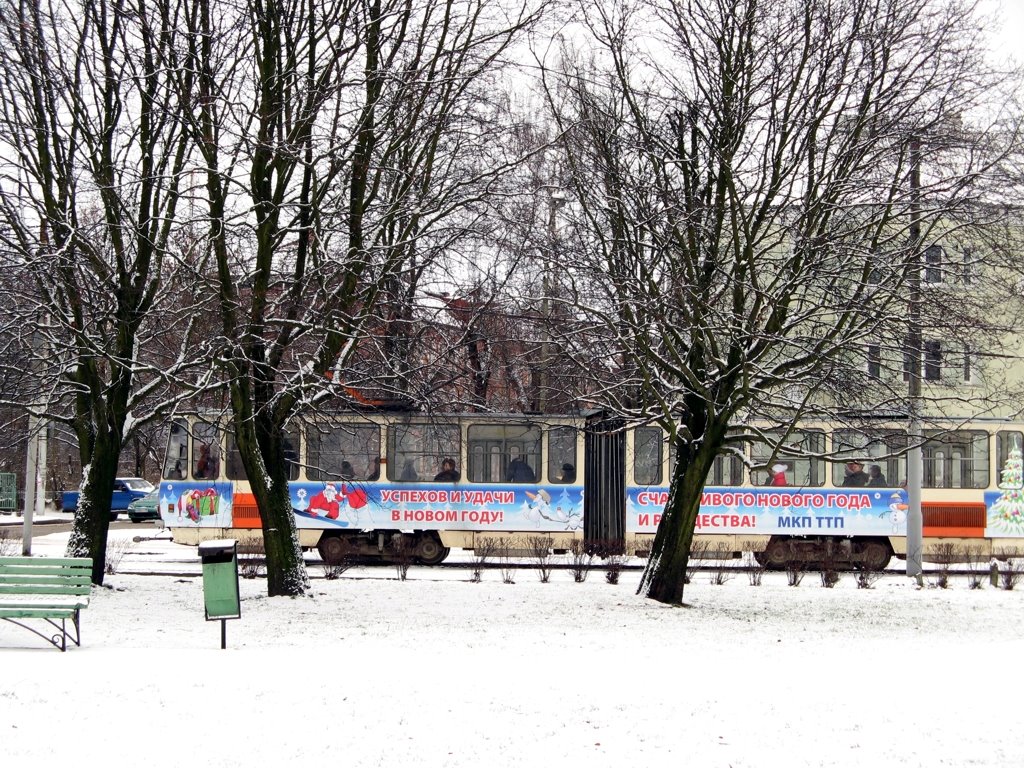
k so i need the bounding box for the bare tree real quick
[543,0,1021,604]
[176,0,540,595]
[0,0,200,582]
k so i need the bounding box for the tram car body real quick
[158,413,1024,567]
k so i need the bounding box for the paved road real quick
[0,516,144,538]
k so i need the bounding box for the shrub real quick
[964,546,987,590]
[685,540,711,584]
[604,550,626,585]
[819,540,842,588]
[708,567,732,586]
[320,559,353,580]
[391,534,413,581]
[527,535,554,583]
[786,560,805,587]
[1000,559,1024,590]
[470,538,498,583]
[104,537,133,575]
[854,566,883,589]
[568,539,594,583]
[927,542,957,589]
[742,552,764,586]
[496,536,516,584]
[820,569,842,588]
[236,535,266,579]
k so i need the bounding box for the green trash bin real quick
[198,539,240,648]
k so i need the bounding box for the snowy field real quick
[2,523,1023,768]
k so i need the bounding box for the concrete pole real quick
[36,422,48,516]
[21,416,37,555]
[905,136,923,581]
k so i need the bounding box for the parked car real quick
[127,488,161,523]
[61,478,156,520]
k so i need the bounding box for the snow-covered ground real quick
[2,522,1023,767]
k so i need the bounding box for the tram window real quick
[226,428,300,481]
[751,430,825,487]
[164,420,189,479]
[996,431,1023,490]
[548,427,578,484]
[633,427,664,486]
[467,423,541,483]
[831,429,906,488]
[668,440,742,486]
[387,421,461,483]
[922,430,988,489]
[191,421,221,480]
[306,423,381,481]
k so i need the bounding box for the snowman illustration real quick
[525,489,582,530]
[881,490,908,533]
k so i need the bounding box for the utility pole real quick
[21,416,38,555]
[538,188,565,414]
[906,136,924,581]
[21,310,51,554]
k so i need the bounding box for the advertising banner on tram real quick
[627,486,911,536]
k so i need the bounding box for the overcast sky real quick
[985,0,1024,62]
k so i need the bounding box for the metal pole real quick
[906,137,923,580]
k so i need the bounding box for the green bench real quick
[0,556,93,651]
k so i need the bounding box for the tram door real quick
[584,414,626,547]
[923,441,971,488]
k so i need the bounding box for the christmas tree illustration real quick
[989,447,1024,533]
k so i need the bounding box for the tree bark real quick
[66,440,121,585]
[639,425,724,605]
[234,414,309,597]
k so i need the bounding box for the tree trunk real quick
[254,471,309,597]
[65,443,120,584]
[639,431,723,605]
[235,415,309,597]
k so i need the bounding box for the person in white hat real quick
[768,463,788,486]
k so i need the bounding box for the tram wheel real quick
[763,538,792,569]
[415,534,450,566]
[317,534,350,565]
[860,541,892,571]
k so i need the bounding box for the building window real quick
[867,344,881,379]
[924,340,942,381]
[904,339,943,382]
[924,245,943,284]
[958,247,977,285]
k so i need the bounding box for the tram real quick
[158,412,1024,568]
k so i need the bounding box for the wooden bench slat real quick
[0,607,79,619]
[0,573,92,583]
[0,566,93,576]
[0,574,93,584]
[0,556,92,567]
